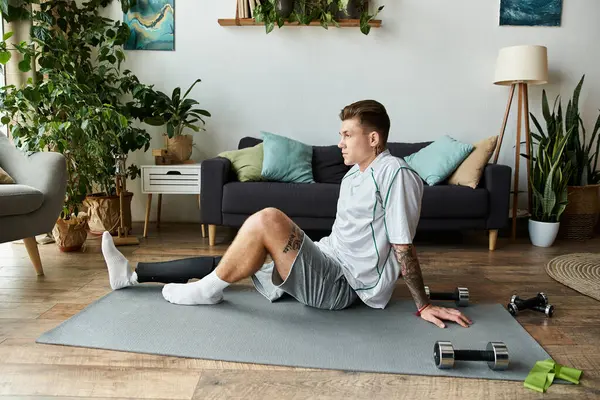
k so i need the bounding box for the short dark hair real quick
[340,100,390,147]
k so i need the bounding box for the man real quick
[102,100,472,329]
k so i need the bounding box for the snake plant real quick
[525,91,575,222]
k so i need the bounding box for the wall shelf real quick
[218,18,382,28]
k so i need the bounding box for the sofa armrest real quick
[201,157,234,225]
[481,163,512,230]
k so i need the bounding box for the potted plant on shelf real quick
[255,0,383,35]
[335,0,365,19]
[557,75,600,240]
[143,79,211,163]
[525,91,575,247]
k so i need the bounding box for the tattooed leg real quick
[393,244,430,309]
[215,208,304,283]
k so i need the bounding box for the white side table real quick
[141,165,206,238]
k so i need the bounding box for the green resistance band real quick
[524,359,583,393]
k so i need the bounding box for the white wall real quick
[104,1,600,223]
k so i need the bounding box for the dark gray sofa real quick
[201,137,511,250]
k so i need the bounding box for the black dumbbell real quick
[434,341,510,371]
[531,304,555,317]
[424,286,469,307]
[507,293,551,316]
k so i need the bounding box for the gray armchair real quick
[0,135,67,275]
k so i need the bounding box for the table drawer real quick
[142,166,201,193]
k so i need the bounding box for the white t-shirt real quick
[316,150,424,309]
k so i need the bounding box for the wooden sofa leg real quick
[489,230,498,251]
[23,237,44,276]
[209,225,216,246]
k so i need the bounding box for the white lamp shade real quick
[494,45,548,86]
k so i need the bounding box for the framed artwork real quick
[500,0,563,27]
[124,0,175,50]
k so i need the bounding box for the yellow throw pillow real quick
[0,166,15,184]
[448,135,498,189]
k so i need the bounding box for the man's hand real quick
[420,305,472,328]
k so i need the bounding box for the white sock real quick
[162,270,229,305]
[102,231,136,290]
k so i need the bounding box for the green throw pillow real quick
[218,143,264,182]
[261,131,314,183]
[404,135,474,186]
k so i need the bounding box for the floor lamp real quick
[492,45,549,241]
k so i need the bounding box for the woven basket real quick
[559,184,600,240]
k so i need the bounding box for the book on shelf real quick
[249,0,256,18]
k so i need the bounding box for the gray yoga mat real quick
[37,285,553,382]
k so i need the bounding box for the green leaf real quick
[185,123,200,132]
[3,32,13,41]
[182,79,201,100]
[18,55,31,72]
[190,109,211,117]
[0,50,11,64]
[172,87,181,106]
[1,116,10,125]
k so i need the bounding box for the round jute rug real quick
[546,253,600,301]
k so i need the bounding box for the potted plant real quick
[143,79,211,163]
[0,0,152,243]
[557,75,600,240]
[255,0,383,35]
[335,0,365,19]
[525,90,574,247]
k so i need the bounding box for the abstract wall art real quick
[500,0,562,27]
[124,0,175,51]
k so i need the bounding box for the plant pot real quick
[558,184,600,240]
[84,192,133,236]
[528,219,560,247]
[276,0,295,18]
[335,0,367,19]
[52,213,89,252]
[167,134,193,163]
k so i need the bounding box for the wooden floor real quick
[1,223,600,399]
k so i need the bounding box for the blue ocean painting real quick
[124,0,175,50]
[500,0,562,26]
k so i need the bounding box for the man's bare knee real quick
[256,208,289,231]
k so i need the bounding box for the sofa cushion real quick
[0,166,15,184]
[261,131,315,184]
[222,182,339,218]
[0,184,44,217]
[448,135,498,189]
[239,137,262,150]
[312,145,350,184]
[388,142,432,159]
[404,136,474,186]
[218,143,264,182]
[421,185,488,218]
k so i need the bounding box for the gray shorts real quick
[251,232,359,311]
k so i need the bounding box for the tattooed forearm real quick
[283,225,304,254]
[393,244,429,309]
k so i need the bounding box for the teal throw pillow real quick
[404,135,474,186]
[261,131,315,183]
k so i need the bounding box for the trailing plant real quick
[254,0,384,35]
